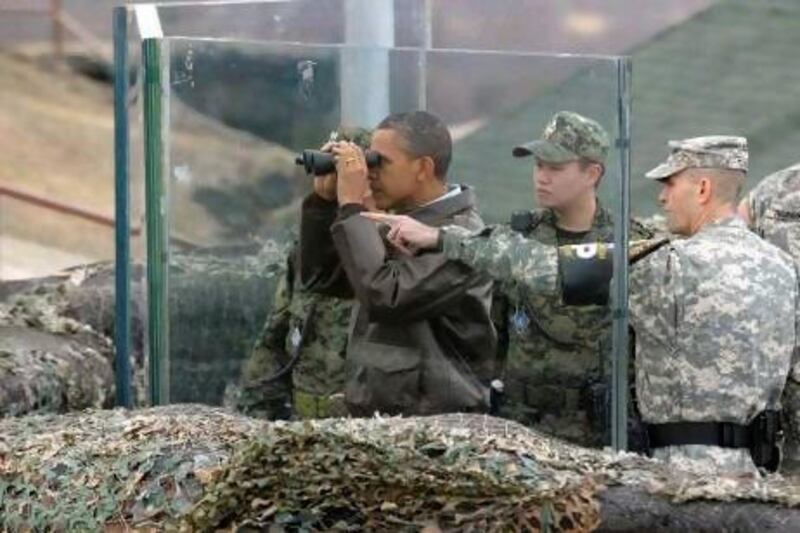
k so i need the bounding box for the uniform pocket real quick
[346,341,421,415]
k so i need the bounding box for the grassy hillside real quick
[452,0,800,221]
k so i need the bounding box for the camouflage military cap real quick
[329,127,372,149]
[645,135,748,180]
[512,111,610,164]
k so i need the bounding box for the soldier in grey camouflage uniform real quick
[625,136,798,472]
[367,136,800,474]
[740,163,800,261]
[739,164,800,474]
[235,128,370,420]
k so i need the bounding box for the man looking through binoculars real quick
[298,110,500,417]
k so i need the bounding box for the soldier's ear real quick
[697,176,713,205]
[588,162,603,187]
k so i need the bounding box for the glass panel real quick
[0,194,7,279]
[432,49,629,449]
[119,0,427,407]
[142,38,629,449]
[124,0,715,53]
[156,0,348,43]
[111,0,800,458]
[442,52,624,224]
[129,27,149,407]
[137,0,430,47]
[161,38,332,404]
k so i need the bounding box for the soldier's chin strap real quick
[558,243,614,306]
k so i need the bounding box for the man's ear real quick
[416,156,436,182]
[697,176,713,205]
[586,162,603,188]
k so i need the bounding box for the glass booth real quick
[115,2,632,449]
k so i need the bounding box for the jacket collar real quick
[696,214,747,235]
[403,185,476,226]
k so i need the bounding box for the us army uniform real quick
[436,136,799,473]
[746,163,800,261]
[745,164,800,474]
[494,111,651,447]
[630,137,798,472]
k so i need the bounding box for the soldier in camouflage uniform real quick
[624,136,798,472]
[739,164,800,474]
[739,163,800,261]
[235,128,371,420]
[235,246,352,419]
[367,136,800,474]
[491,111,650,447]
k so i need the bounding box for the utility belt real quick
[646,410,783,471]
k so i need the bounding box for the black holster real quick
[489,380,505,416]
[749,410,783,472]
[580,376,610,443]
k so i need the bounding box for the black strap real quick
[255,305,317,387]
[647,421,751,449]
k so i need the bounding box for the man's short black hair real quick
[376,111,452,180]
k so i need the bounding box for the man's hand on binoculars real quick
[332,141,369,206]
[312,141,338,201]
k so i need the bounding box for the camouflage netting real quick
[0,325,115,416]
[1,406,798,532]
[0,241,290,416]
[0,266,146,414]
[0,405,260,531]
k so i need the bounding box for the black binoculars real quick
[295,149,382,176]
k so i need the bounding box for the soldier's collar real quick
[544,198,609,227]
[699,214,747,233]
